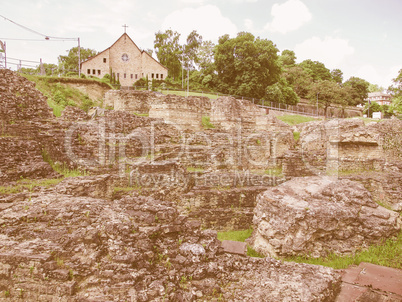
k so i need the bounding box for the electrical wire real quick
[0,14,78,40]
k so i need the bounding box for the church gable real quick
[81,33,168,86]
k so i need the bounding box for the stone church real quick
[81,33,168,87]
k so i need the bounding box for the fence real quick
[125,86,351,118]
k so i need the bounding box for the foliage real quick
[286,230,402,269]
[265,78,299,105]
[299,59,332,82]
[183,30,203,70]
[389,96,402,115]
[308,80,345,116]
[202,116,215,129]
[217,228,253,242]
[363,101,381,117]
[344,76,370,105]
[154,29,182,80]
[214,32,281,99]
[283,65,314,98]
[388,68,402,97]
[368,83,384,93]
[58,46,97,75]
[331,69,343,84]
[278,49,296,67]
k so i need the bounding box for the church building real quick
[80,32,168,87]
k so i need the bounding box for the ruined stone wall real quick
[104,90,157,113]
[149,95,211,131]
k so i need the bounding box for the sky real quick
[1,0,401,88]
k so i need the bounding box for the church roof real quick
[81,33,167,70]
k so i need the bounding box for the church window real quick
[131,74,133,79]
[124,73,126,79]
[156,74,159,79]
[103,58,107,63]
[151,73,154,79]
[98,70,101,76]
[87,69,90,74]
[135,74,138,79]
[92,69,96,75]
[161,74,164,80]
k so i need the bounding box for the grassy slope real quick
[21,75,101,117]
[276,114,321,126]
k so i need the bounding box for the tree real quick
[308,80,345,117]
[331,69,343,85]
[214,32,281,99]
[368,83,384,93]
[58,47,97,74]
[265,78,299,105]
[388,68,402,97]
[279,49,296,67]
[154,29,182,80]
[344,76,370,105]
[299,59,332,82]
[363,101,381,118]
[183,30,203,70]
[282,65,314,98]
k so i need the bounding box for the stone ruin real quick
[0,69,401,301]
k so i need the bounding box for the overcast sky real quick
[1,0,401,88]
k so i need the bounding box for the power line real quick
[0,14,78,40]
[0,37,74,42]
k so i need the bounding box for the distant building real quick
[80,33,168,87]
[366,92,392,106]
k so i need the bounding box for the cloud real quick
[161,5,237,43]
[265,0,312,34]
[294,36,354,69]
[353,64,402,88]
[244,18,254,31]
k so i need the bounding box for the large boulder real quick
[250,176,401,258]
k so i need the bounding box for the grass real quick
[264,167,283,176]
[21,74,99,116]
[276,114,320,126]
[202,116,215,129]
[186,166,205,173]
[293,131,300,141]
[285,230,402,269]
[217,227,265,258]
[0,178,63,195]
[41,148,89,177]
[161,89,219,99]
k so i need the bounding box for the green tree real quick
[214,32,281,99]
[279,49,296,67]
[331,69,343,84]
[282,65,314,98]
[368,83,384,93]
[154,29,182,80]
[344,76,370,105]
[58,47,97,74]
[183,30,203,70]
[265,78,299,105]
[299,59,332,82]
[363,101,381,118]
[308,80,345,117]
[388,68,402,97]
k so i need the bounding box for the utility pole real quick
[78,37,81,77]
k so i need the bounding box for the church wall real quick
[141,52,168,82]
[81,49,110,78]
[109,34,143,87]
[80,34,168,87]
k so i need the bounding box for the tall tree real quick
[214,32,281,99]
[308,80,345,117]
[183,30,203,70]
[344,76,370,105]
[283,65,314,98]
[265,78,299,105]
[299,59,332,82]
[154,29,182,80]
[331,69,343,84]
[58,47,97,74]
[279,49,296,67]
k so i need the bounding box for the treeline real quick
[152,29,402,117]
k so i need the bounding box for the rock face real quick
[0,69,52,122]
[0,176,342,301]
[250,176,401,258]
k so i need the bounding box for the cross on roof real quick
[122,24,128,33]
